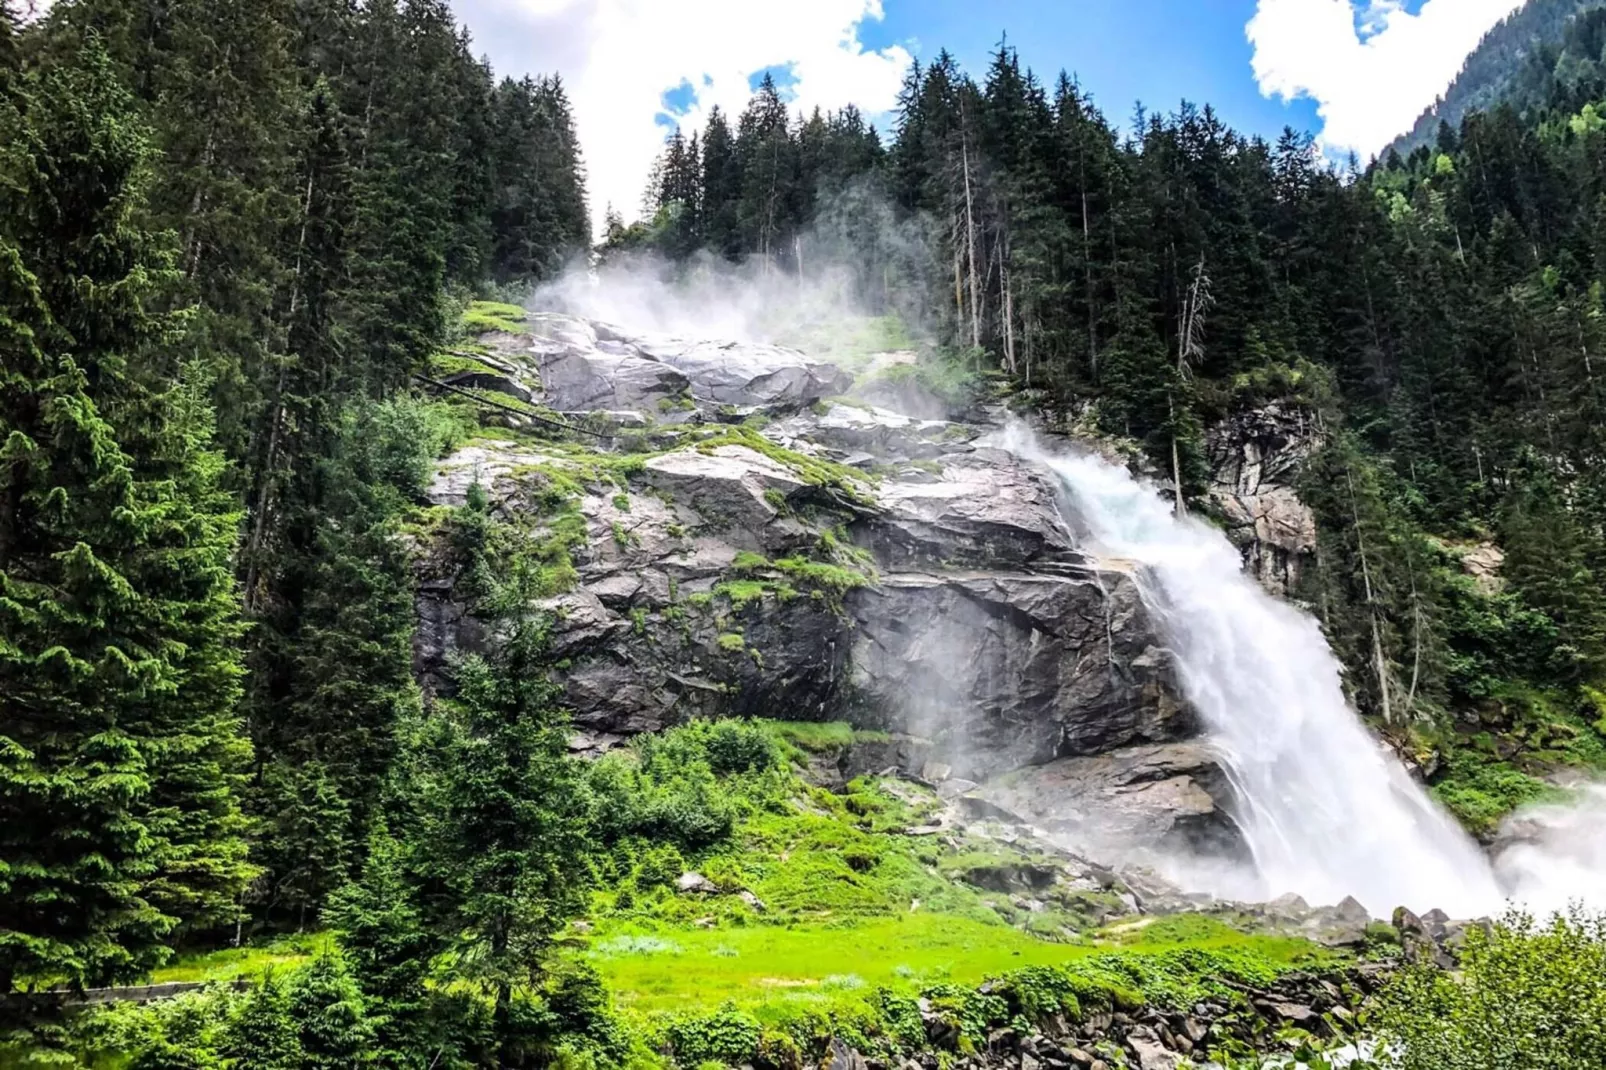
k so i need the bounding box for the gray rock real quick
[975,743,1242,863]
[676,872,719,895]
[849,571,1192,780]
[631,335,854,408]
[1207,403,1320,596]
[643,445,805,535]
[1125,1038,1181,1070]
[823,1039,870,1070]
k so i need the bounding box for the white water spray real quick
[1004,426,1507,917]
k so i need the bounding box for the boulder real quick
[1459,541,1505,594]
[631,335,854,408]
[974,743,1242,863]
[676,872,719,895]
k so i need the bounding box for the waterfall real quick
[1003,425,1507,917]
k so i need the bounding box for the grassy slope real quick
[587,914,1324,1019]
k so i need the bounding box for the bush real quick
[1373,907,1606,1070]
[664,1005,763,1065]
[588,721,784,852]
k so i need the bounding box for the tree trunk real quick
[960,109,982,351]
[1346,466,1393,725]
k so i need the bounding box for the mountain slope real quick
[1388,0,1606,158]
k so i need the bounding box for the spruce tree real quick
[0,36,251,990]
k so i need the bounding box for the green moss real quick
[717,632,746,653]
[1430,749,1562,838]
[714,581,770,608]
[462,299,529,335]
[429,350,504,378]
[613,493,632,513]
[691,426,875,503]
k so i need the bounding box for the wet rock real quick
[1394,906,1456,968]
[975,743,1242,862]
[850,573,1192,780]
[822,1038,869,1070]
[631,335,853,409]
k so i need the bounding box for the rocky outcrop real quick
[973,743,1238,864]
[416,409,1192,781]
[1207,403,1320,597]
[414,313,1247,869]
[468,312,852,416]
[849,572,1191,780]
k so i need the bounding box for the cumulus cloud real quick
[455,0,912,238]
[1247,0,1524,160]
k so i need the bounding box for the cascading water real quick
[1003,425,1507,917]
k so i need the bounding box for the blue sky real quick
[451,0,1526,233]
[862,0,1323,141]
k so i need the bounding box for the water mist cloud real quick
[528,179,939,347]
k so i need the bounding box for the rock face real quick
[414,311,1247,868]
[1207,403,1320,597]
[472,312,853,415]
[973,742,1239,864]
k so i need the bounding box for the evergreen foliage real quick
[0,32,250,991]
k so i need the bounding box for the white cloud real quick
[1247,0,1524,160]
[458,0,912,238]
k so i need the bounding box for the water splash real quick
[1003,425,1505,916]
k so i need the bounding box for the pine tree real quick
[410,560,594,1053]
[223,974,304,1070]
[0,35,251,990]
[289,954,378,1069]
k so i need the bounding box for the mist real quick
[526,179,941,354]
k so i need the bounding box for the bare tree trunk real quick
[1403,557,1423,721]
[960,106,981,351]
[1000,241,1017,374]
[1081,170,1097,378]
[1346,466,1394,726]
[1170,397,1187,519]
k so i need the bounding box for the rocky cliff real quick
[414,311,1279,872]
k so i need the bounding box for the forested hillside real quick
[628,46,1606,821]
[1,0,586,983]
[1388,0,1606,159]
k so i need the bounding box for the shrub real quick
[1373,907,1606,1070]
[665,1005,763,1065]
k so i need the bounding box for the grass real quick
[764,721,891,754]
[150,933,328,984]
[582,913,1329,1018]
[461,299,529,335]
